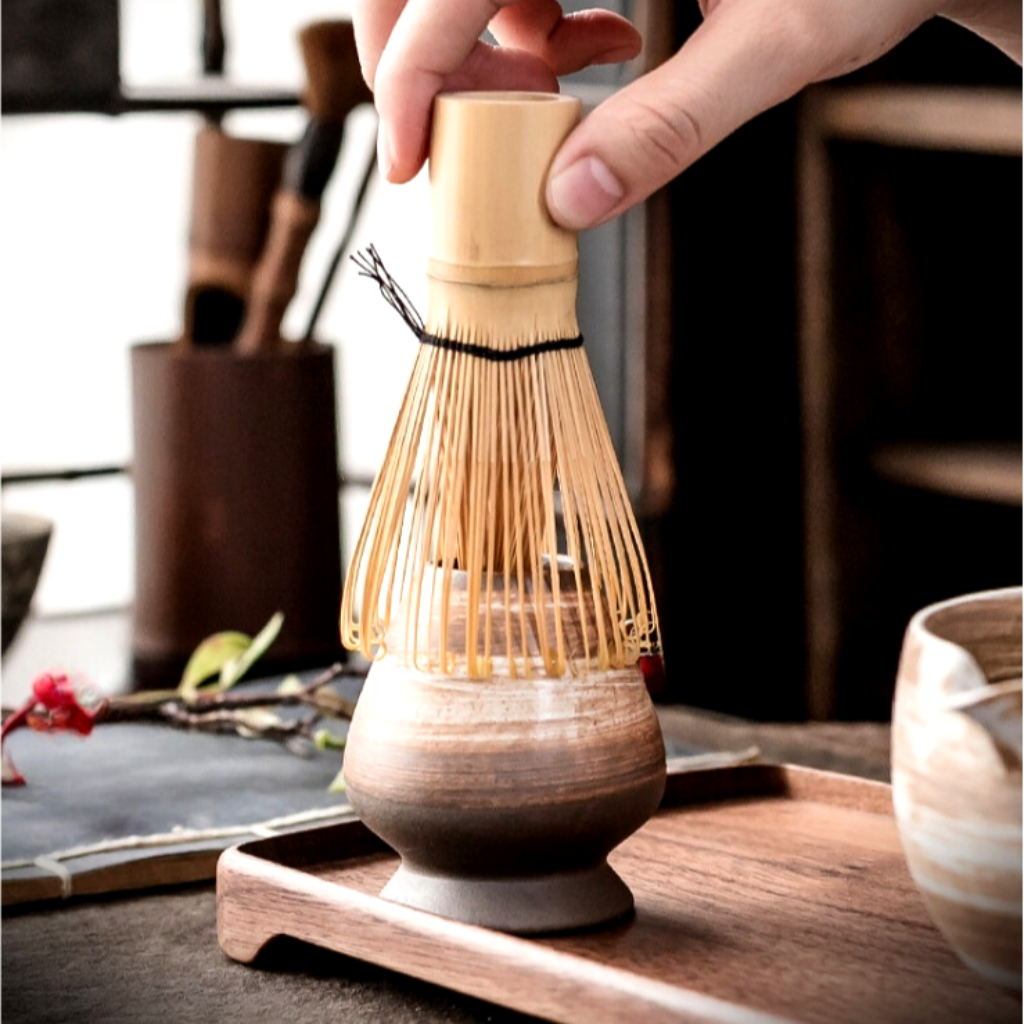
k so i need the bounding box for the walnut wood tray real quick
[217,764,1019,1024]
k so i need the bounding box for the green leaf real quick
[327,766,347,794]
[276,674,305,697]
[219,612,285,691]
[178,632,251,700]
[177,613,285,703]
[234,708,288,738]
[313,728,347,751]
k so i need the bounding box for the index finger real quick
[352,0,408,88]
[373,0,515,179]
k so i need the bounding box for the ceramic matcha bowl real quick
[892,587,1022,991]
[2,512,53,655]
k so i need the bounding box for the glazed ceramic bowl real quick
[891,587,1022,991]
[343,564,666,935]
[2,511,53,655]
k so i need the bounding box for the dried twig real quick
[1,663,367,750]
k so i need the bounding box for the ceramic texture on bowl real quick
[1,512,53,655]
[343,565,666,935]
[891,587,1022,991]
[345,662,666,934]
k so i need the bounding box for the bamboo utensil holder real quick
[340,93,664,934]
[130,341,343,687]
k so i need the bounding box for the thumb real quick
[546,5,820,229]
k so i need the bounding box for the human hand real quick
[355,0,641,181]
[356,0,1022,230]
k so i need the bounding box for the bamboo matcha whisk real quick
[341,92,658,679]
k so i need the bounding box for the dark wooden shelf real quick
[2,80,300,117]
[870,441,1022,506]
[798,82,1022,719]
[814,86,1022,155]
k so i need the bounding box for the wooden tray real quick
[217,764,1019,1024]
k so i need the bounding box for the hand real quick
[356,0,1022,231]
[355,0,641,180]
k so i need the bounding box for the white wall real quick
[1,0,428,613]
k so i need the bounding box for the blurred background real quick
[1,0,1020,720]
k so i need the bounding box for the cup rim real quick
[911,586,1022,640]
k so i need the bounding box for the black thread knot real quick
[351,246,583,362]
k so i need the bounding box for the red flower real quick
[639,652,667,697]
[33,672,81,709]
[29,672,95,735]
[2,671,100,785]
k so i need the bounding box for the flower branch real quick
[1,613,365,787]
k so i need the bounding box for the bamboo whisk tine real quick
[340,92,659,678]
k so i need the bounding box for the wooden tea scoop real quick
[181,4,288,347]
[234,20,370,354]
[182,126,288,346]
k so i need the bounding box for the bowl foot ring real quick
[380,859,635,935]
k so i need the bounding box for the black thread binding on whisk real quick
[351,246,584,362]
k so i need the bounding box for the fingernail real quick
[547,156,624,230]
[595,44,641,65]
[377,122,394,179]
